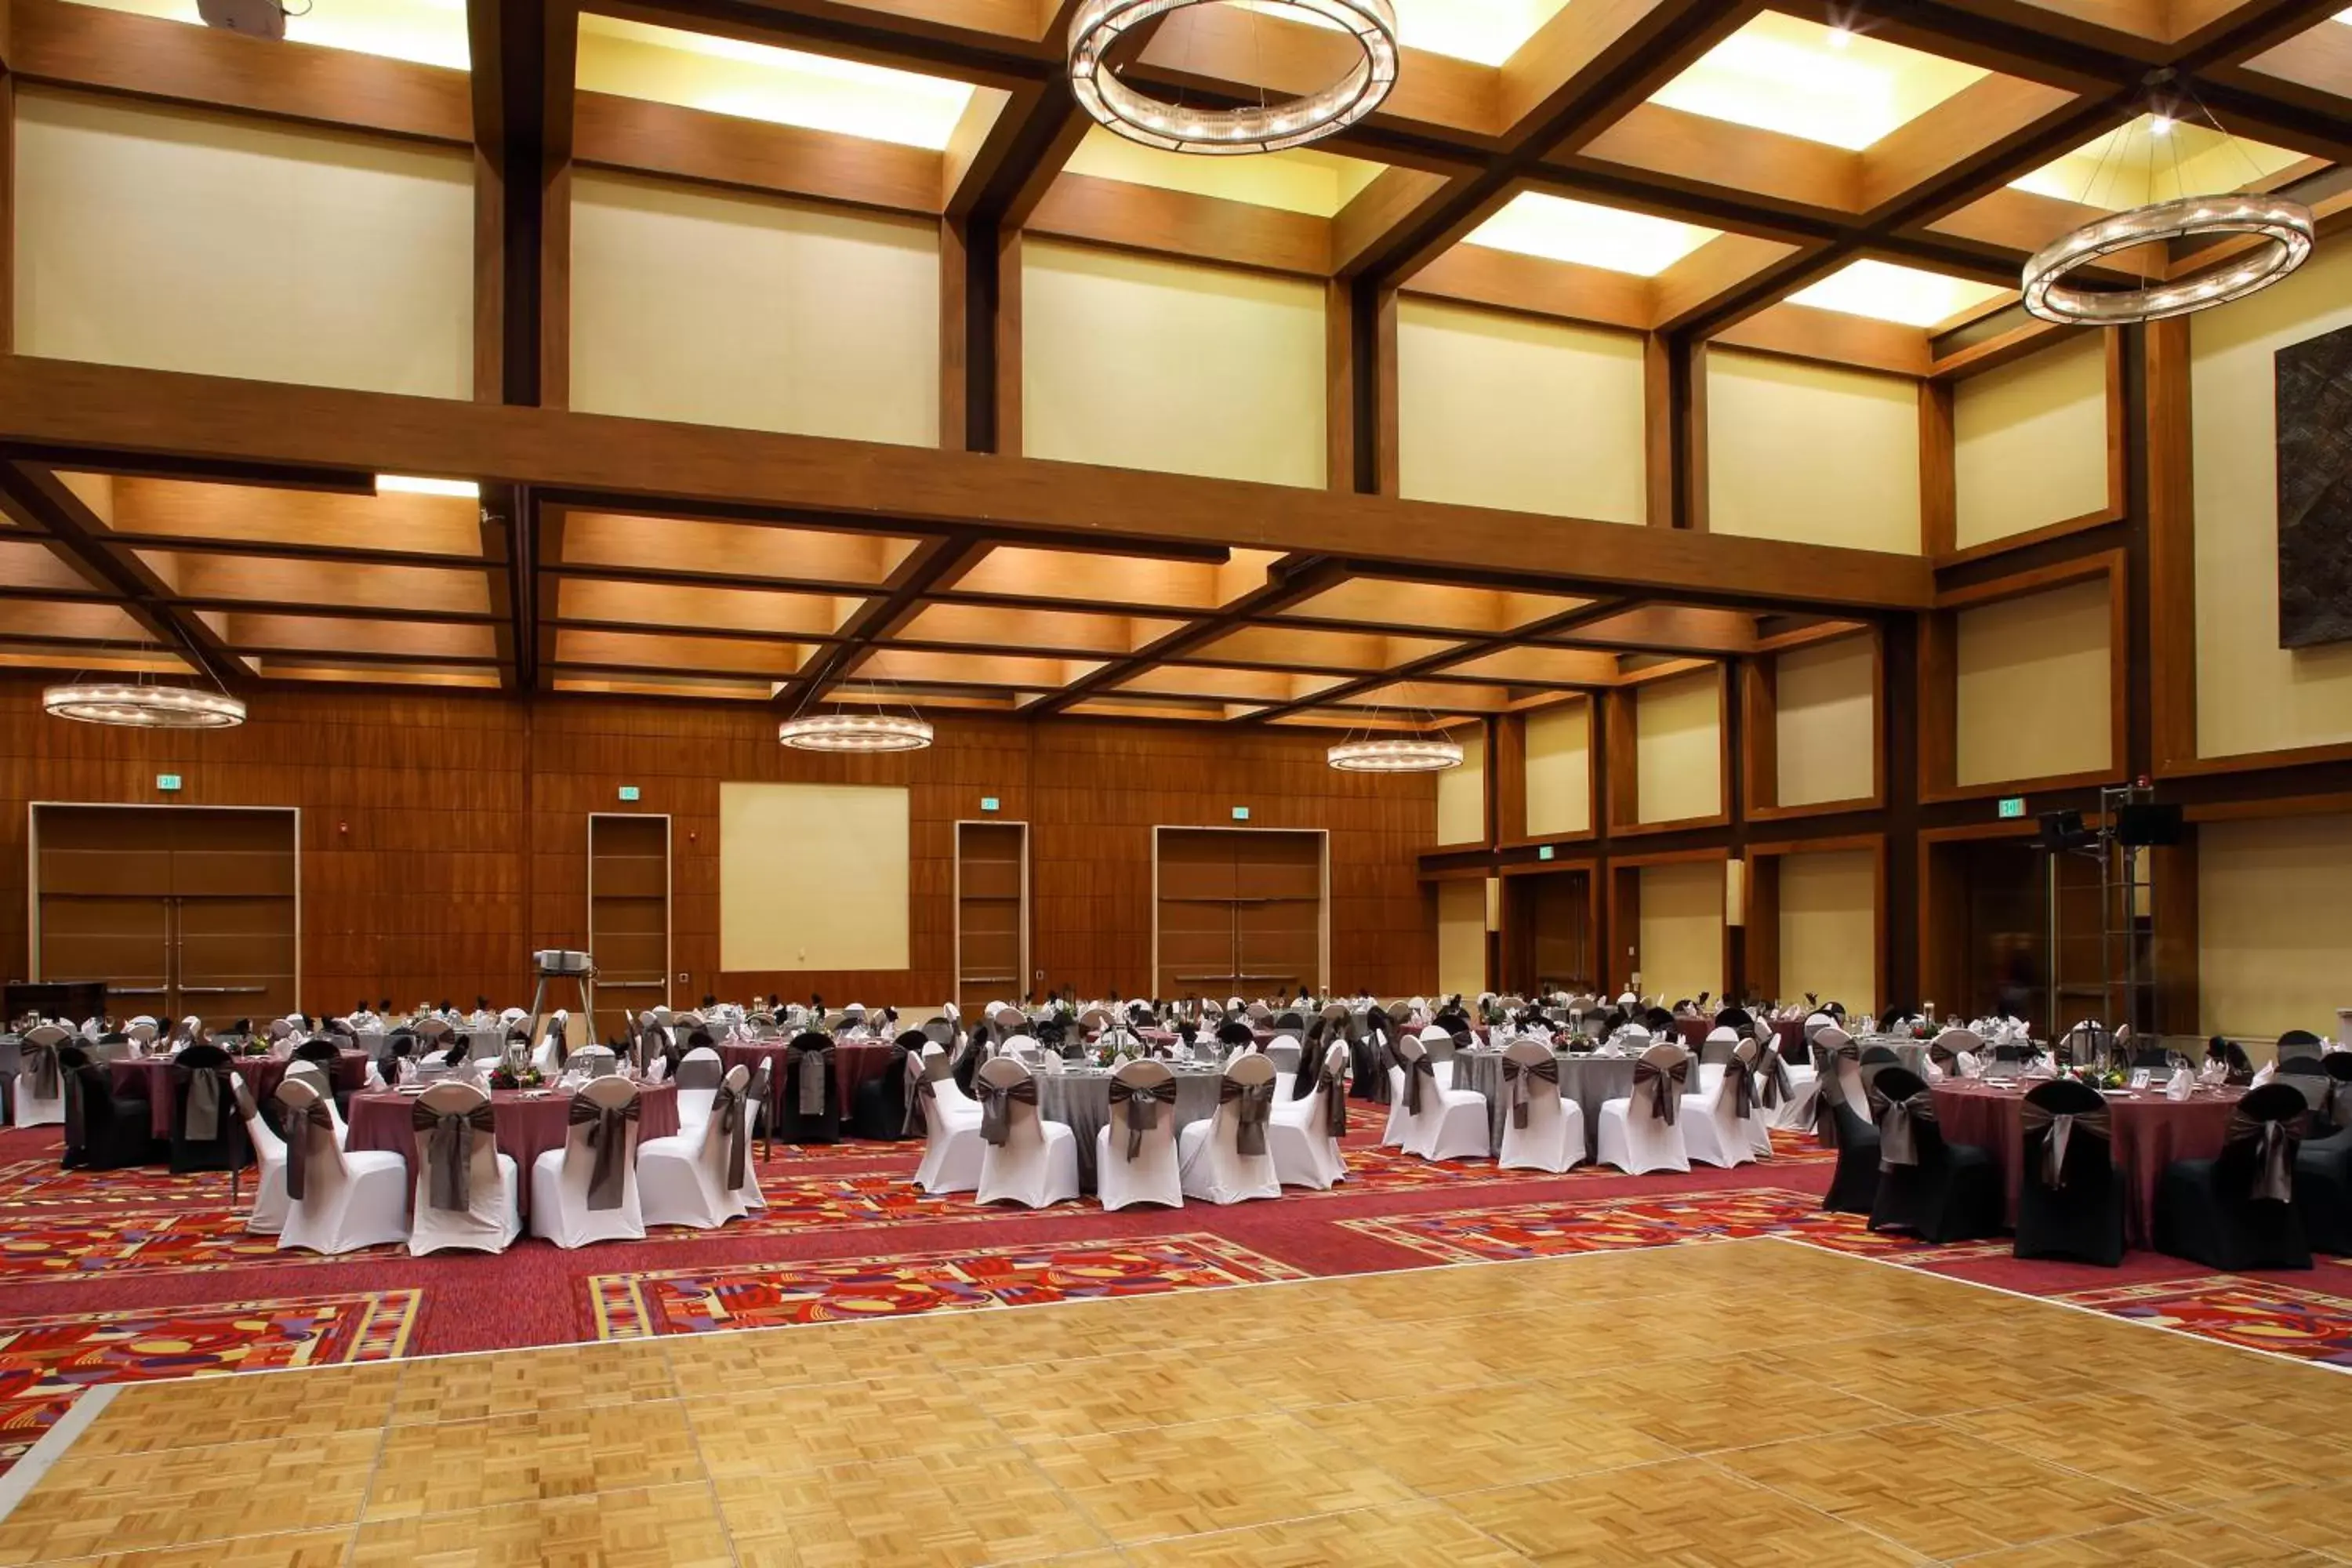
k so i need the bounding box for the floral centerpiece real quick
[488,1064,543,1091]
[237,1036,271,1058]
[2067,1064,2128,1090]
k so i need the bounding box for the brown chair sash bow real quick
[24,1041,61,1100]
[906,1069,937,1125]
[711,1084,750,1191]
[1755,1049,1793,1110]
[1722,1058,1755,1120]
[975,1076,1037,1146]
[2227,1106,2302,1203]
[1501,1055,1561,1130]
[1871,1088,1936,1169]
[567,1093,642,1210]
[174,1064,226,1142]
[1220,1076,1275,1156]
[2020,1101,2110,1189]
[411,1099,498,1211]
[786,1046,830,1116]
[1109,1079,1172,1162]
[1403,1054,1437,1116]
[1322,1070,1351,1138]
[1632,1058,1689,1126]
[282,1098,339,1201]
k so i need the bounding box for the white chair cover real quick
[1394,1035,1490,1163]
[407,1080,521,1255]
[639,1064,753,1229]
[1095,1058,1182,1211]
[1497,1039,1584,1173]
[1680,1038,1762,1169]
[274,1078,409,1254]
[1178,1052,1281,1204]
[1595,1043,1693,1174]
[673,1046,724,1129]
[909,1056,985,1195]
[531,1076,648,1249]
[974,1058,1080,1208]
[1267,1040,1351,1190]
[12,1023,70,1128]
[233,1076,290,1236]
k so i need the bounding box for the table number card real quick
[2129,1069,2152,1091]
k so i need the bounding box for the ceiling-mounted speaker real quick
[197,0,285,38]
[2113,803,2184,847]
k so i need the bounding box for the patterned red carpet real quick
[0,1122,2343,1477]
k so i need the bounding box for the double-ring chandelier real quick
[43,681,247,729]
[1327,735,1464,772]
[1068,0,1399,155]
[778,711,935,752]
[2021,77,2314,325]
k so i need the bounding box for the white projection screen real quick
[720,782,909,971]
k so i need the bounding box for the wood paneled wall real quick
[0,678,1436,1015]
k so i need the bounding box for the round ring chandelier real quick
[1327,735,1463,773]
[778,712,935,753]
[1068,0,1399,155]
[2022,193,2314,325]
[43,681,246,730]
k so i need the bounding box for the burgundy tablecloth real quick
[717,1040,896,1123]
[1933,1081,2242,1247]
[346,1083,679,1209]
[114,1051,368,1139]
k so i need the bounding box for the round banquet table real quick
[346,1083,679,1211]
[717,1040,898,1125]
[1035,1066,1226,1191]
[113,1051,369,1140]
[1450,1051,1659,1163]
[1931,1080,2243,1248]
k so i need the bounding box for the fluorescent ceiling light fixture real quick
[60,0,471,69]
[1465,191,1720,275]
[1786,258,2009,326]
[577,14,975,149]
[1061,127,1385,215]
[376,474,481,498]
[2009,114,2307,211]
[1650,13,1985,150]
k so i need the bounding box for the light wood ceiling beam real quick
[1024,175,1333,276]
[1249,596,1635,720]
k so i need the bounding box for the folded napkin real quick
[2250,1061,2276,1087]
[1922,1056,1946,1081]
[2166,1066,2194,1101]
[1956,1051,1981,1078]
[2199,1058,2227,1084]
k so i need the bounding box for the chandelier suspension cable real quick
[1326,697,1464,773]
[776,656,935,753]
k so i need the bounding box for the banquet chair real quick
[1927,1027,1984,1078]
[741,1058,773,1208]
[1857,1044,1900,1096]
[1415,1023,1459,1090]
[13,1023,71,1128]
[283,1061,349,1145]
[1269,1041,1351,1189]
[274,1078,409,1254]
[125,1018,158,1051]
[1865,1066,2001,1243]
[1096,1058,1182,1210]
[2155,1083,2312,1270]
[2013,1078,2124,1266]
[910,1054,985,1194]
[407,1081,521,1256]
[1751,1031,1816,1138]
[974,1057,1080,1208]
[775,1032,840,1145]
[292,1037,353,1119]
[854,1035,921,1141]
[1214,1020,1256,1056]
[2277,1029,2326,1064]
[1497,1039,1583,1174]
[2294,1058,2352,1254]
[531,1076,648,1249]
[673,1047,725,1129]
[1263,1033,1304,1088]
[63,1062,150,1171]
[1178,1051,1281,1203]
[1679,1040,1762,1169]
[1816,1039,1880,1214]
[2205,1036,2256,1085]
[1393,1035,1490,1163]
[231,1077,290,1234]
[1595,1044,1692,1176]
[1699,1024,1742,1074]
[570,1045,619,1079]
[531,1011,572,1076]
[639,1064,754,1230]
[168,1044,244,1174]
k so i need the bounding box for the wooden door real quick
[1507,869,1593,994]
[170,809,298,1025]
[1155,828,1323,1000]
[955,822,1027,1015]
[589,814,670,1012]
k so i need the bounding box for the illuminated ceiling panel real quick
[2008,114,2308,211]
[576,14,975,149]
[1465,191,1721,275]
[1785,258,2009,326]
[1238,0,1570,64]
[1059,127,1385,216]
[61,0,471,68]
[1650,13,1986,150]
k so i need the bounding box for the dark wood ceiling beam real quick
[1247,596,1635,722]
[785,534,987,705]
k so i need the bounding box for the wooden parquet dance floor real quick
[2,1237,2344,1566]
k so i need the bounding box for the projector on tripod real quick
[526,949,599,1054]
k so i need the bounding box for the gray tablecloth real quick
[1036,1068,1227,1190]
[1450,1051,1659,1161]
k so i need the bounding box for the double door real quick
[33,804,299,1026]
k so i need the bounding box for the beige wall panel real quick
[1777,848,1878,1014]
[1639,860,1722,1003]
[1523,699,1592,837]
[1775,636,1875,808]
[1955,579,2112,787]
[1436,877,1486,997]
[1435,726,1487,847]
[1636,668,1722,823]
[1396,299,1646,523]
[1022,241,1325,487]
[1953,332,2110,549]
[2190,244,2352,760]
[14,89,472,397]
[2198,814,2352,1039]
[571,171,940,445]
[719,782,909,971]
[1706,349,1922,554]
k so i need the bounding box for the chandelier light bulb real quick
[1327,736,1465,773]
[42,682,247,730]
[2021,194,2314,325]
[777,712,935,753]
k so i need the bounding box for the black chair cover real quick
[64,1063,151,1171]
[2154,1081,2313,1270]
[1817,1051,1880,1215]
[2015,1077,2122,1265]
[852,1036,922,1141]
[1864,1065,2001,1242]
[168,1044,245,1174]
[775,1030,840,1145]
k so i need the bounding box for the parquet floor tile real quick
[361,1400,706,1521]
[0,1429,379,1561]
[685,1377,1004,1477]
[1119,1501,1536,1566]
[40,1529,355,1567]
[389,1339,677,1423]
[1948,1512,2343,1566]
[71,1364,401,1456]
[349,1481,734,1567]
[1287,1381,1679,1494]
[717,1453,1110,1566]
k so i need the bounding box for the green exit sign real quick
[155,774,182,793]
[1231,806,1250,822]
[1538,844,1555,861]
[1998,796,2027,819]
[617,786,640,802]
[980,797,999,812]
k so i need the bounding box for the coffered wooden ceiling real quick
[0,0,2343,720]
